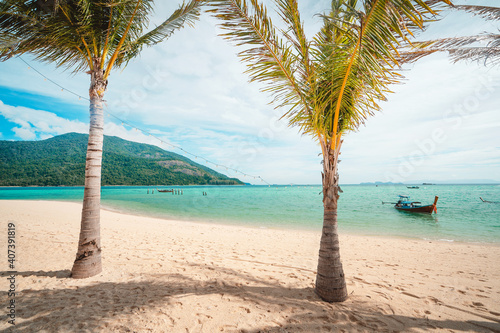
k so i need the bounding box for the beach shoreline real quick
[4,196,500,246]
[1,200,499,332]
[3,184,499,244]
[84,199,500,247]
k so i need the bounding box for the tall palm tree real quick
[0,0,203,278]
[402,4,500,66]
[208,0,450,302]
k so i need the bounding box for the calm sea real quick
[1,184,499,244]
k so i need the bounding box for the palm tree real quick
[208,0,450,302]
[0,0,203,278]
[402,4,500,66]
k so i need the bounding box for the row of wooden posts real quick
[144,188,214,196]
[147,188,184,195]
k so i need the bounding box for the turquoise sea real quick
[1,184,499,244]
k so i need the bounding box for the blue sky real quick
[1,0,499,184]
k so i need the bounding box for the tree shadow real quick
[0,270,71,278]
[183,262,500,333]
[1,263,498,332]
[243,312,500,333]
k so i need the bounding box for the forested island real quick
[0,133,243,186]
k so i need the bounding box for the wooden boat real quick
[394,195,438,213]
[406,186,419,189]
[157,188,174,193]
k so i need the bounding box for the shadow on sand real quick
[1,270,71,279]
[1,262,499,333]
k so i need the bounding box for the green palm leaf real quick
[209,0,450,147]
[1,0,204,75]
[116,0,204,67]
[208,0,309,120]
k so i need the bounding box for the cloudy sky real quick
[1,0,499,185]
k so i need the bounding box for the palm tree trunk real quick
[315,140,348,302]
[71,58,107,279]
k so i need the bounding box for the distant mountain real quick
[359,181,404,186]
[408,179,500,185]
[0,133,243,186]
[359,179,500,186]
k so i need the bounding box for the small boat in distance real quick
[394,195,438,214]
[157,188,174,193]
[406,186,420,189]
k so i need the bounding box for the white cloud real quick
[0,100,89,140]
[12,127,36,140]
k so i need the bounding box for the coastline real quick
[1,200,500,332]
[2,184,499,244]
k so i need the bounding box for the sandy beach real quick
[1,200,499,332]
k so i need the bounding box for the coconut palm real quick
[402,4,500,66]
[0,0,203,278]
[208,0,450,302]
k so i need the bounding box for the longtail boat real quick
[394,195,438,214]
[157,188,174,193]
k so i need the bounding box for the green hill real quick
[0,133,243,186]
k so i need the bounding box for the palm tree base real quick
[71,253,102,279]
[315,275,348,302]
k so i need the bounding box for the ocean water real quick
[1,184,499,244]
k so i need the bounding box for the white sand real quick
[1,200,499,332]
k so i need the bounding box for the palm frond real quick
[317,0,450,147]
[448,46,500,66]
[0,0,202,75]
[116,0,204,68]
[104,0,151,77]
[274,0,314,103]
[208,0,451,144]
[453,5,500,21]
[208,0,310,120]
[405,4,500,66]
[402,33,500,65]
